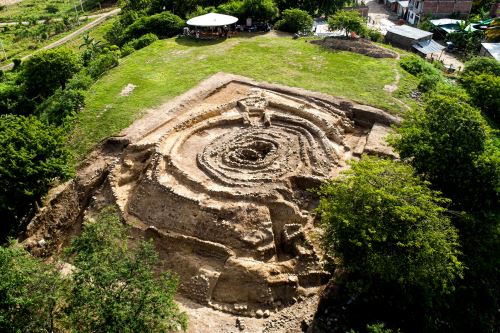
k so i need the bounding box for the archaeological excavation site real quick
[22,73,398,319]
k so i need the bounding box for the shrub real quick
[460,72,500,123]
[0,244,63,332]
[459,57,500,123]
[316,156,463,293]
[63,208,187,332]
[462,56,500,76]
[390,94,497,212]
[86,52,119,78]
[21,48,81,99]
[0,115,72,241]
[45,4,59,14]
[123,11,184,43]
[418,73,440,92]
[217,0,244,17]
[399,55,439,76]
[129,32,159,50]
[274,8,313,34]
[366,28,383,42]
[241,0,279,22]
[121,44,135,57]
[328,10,367,37]
[37,88,85,125]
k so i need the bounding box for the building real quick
[385,25,445,55]
[480,43,500,61]
[407,0,473,25]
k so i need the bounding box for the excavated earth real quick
[311,38,398,59]
[22,73,399,331]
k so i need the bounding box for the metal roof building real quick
[480,43,500,61]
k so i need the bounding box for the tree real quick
[0,244,63,333]
[328,10,367,37]
[241,0,279,22]
[119,0,152,12]
[274,8,313,33]
[123,11,185,42]
[390,94,498,212]
[316,156,463,294]
[0,115,72,242]
[63,208,187,332]
[22,48,81,99]
[459,57,500,124]
[217,1,245,17]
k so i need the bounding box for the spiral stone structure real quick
[23,74,399,317]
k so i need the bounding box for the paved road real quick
[1,8,120,71]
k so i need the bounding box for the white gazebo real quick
[186,13,238,27]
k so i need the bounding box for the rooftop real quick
[387,25,433,40]
[481,43,500,61]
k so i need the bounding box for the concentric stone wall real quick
[23,74,399,317]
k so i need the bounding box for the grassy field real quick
[70,34,418,159]
[0,18,91,64]
[0,0,107,22]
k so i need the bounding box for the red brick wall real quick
[422,0,472,17]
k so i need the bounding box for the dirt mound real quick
[311,37,398,59]
[22,73,399,320]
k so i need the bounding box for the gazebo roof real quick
[186,13,238,27]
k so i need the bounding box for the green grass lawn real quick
[70,35,417,159]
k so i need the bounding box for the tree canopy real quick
[390,94,498,212]
[0,209,186,332]
[0,115,72,242]
[274,8,313,33]
[328,9,367,37]
[316,156,463,294]
[22,49,81,99]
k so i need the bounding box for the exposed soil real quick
[311,37,398,59]
[22,73,399,332]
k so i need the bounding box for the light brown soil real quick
[23,73,400,332]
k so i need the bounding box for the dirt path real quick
[1,8,120,71]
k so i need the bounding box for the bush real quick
[390,94,497,212]
[217,0,244,17]
[0,244,63,332]
[0,208,187,332]
[121,44,135,57]
[126,32,159,50]
[460,72,500,124]
[274,8,313,34]
[63,208,187,332]
[0,115,72,241]
[123,11,184,43]
[417,73,440,92]
[45,4,59,14]
[462,56,500,76]
[365,28,383,42]
[37,88,85,125]
[328,10,367,37]
[316,156,463,294]
[86,52,119,78]
[21,48,81,99]
[459,57,500,123]
[399,55,440,76]
[241,0,279,22]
